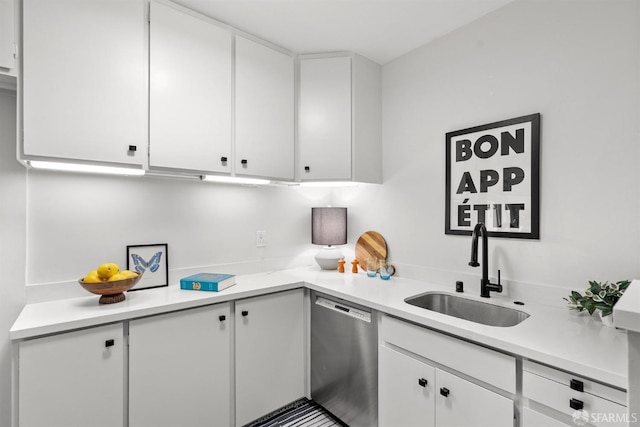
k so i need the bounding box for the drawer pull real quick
[440,387,450,397]
[242,310,249,317]
[105,339,115,348]
[219,315,226,322]
[570,379,584,392]
[418,378,428,387]
[570,398,584,410]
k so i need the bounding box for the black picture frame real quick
[126,243,169,290]
[445,113,540,239]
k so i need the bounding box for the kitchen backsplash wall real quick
[334,0,640,292]
[24,171,343,294]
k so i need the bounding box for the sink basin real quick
[405,292,529,327]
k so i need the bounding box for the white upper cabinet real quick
[22,0,147,166]
[0,0,15,72]
[235,36,294,180]
[299,56,351,181]
[149,1,232,173]
[298,54,382,183]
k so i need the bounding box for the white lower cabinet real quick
[379,346,512,427]
[379,345,435,427]
[522,360,627,427]
[235,289,305,426]
[435,368,512,427]
[18,323,125,427]
[379,315,515,427]
[129,303,232,427]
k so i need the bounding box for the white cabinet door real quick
[19,323,124,427]
[435,368,513,427]
[129,303,232,427]
[235,36,294,180]
[298,56,352,181]
[149,1,232,173]
[379,346,435,427]
[235,289,305,426]
[0,0,14,71]
[22,0,147,165]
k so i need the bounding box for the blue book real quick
[180,273,236,292]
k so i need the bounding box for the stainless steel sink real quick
[405,292,529,327]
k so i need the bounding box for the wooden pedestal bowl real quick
[78,273,143,304]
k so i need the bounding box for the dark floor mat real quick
[245,398,347,427]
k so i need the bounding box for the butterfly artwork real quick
[126,244,168,290]
[131,251,163,274]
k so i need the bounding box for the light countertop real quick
[10,267,629,390]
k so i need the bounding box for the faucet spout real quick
[468,223,502,298]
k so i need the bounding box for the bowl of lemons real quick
[79,263,142,304]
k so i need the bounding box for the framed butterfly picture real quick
[126,243,169,291]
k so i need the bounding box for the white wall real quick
[337,0,640,299]
[0,91,25,427]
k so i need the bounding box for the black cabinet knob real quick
[570,379,584,392]
[220,156,228,163]
[128,145,137,152]
[418,378,428,387]
[219,315,226,322]
[304,166,310,172]
[241,159,248,165]
[570,398,584,410]
[440,387,450,397]
[105,339,115,348]
[241,310,249,317]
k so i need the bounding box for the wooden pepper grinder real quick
[338,259,346,273]
[351,259,359,273]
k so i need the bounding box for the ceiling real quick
[173,0,515,64]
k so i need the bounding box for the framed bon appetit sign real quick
[445,113,540,239]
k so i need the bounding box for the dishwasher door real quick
[311,291,378,427]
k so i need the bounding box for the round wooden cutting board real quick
[355,231,388,267]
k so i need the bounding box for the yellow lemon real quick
[83,270,103,283]
[120,270,138,279]
[97,263,119,280]
[108,272,127,282]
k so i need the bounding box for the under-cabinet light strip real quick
[201,175,271,185]
[29,161,146,176]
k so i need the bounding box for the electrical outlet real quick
[256,230,267,247]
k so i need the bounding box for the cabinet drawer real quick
[381,315,516,393]
[522,406,572,427]
[523,360,627,427]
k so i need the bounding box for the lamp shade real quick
[311,207,347,246]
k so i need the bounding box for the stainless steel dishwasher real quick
[311,291,378,427]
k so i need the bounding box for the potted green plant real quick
[564,280,631,326]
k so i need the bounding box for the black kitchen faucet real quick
[469,222,503,298]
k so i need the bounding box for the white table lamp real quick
[312,207,347,270]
